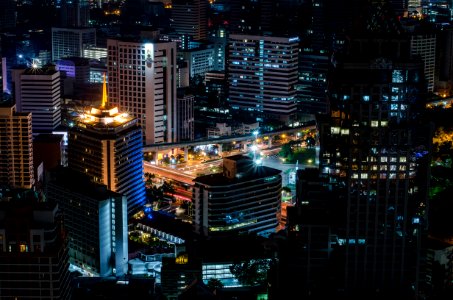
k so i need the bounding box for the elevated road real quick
[143,122,316,153]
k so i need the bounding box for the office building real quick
[177,46,216,79]
[318,34,432,296]
[410,33,436,93]
[0,189,71,299]
[51,27,96,62]
[107,35,177,145]
[56,56,91,85]
[192,155,282,237]
[11,64,62,135]
[228,34,299,123]
[228,0,274,35]
[67,78,146,217]
[177,88,194,142]
[0,103,34,189]
[60,0,90,28]
[171,0,208,41]
[46,168,128,277]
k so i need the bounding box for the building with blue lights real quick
[46,167,128,277]
[67,79,146,217]
[192,154,282,237]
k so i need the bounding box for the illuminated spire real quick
[101,73,107,107]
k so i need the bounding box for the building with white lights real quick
[11,65,62,135]
[107,35,177,145]
[46,167,128,277]
[67,78,146,217]
[51,27,96,62]
[227,34,299,123]
[192,155,282,237]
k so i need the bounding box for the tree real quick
[206,278,224,292]
[229,259,270,287]
[279,143,293,158]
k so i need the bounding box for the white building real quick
[107,36,177,145]
[11,65,62,135]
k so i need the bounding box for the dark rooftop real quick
[194,165,281,186]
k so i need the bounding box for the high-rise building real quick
[0,103,34,189]
[227,34,299,123]
[171,0,208,41]
[11,64,62,135]
[46,167,128,277]
[177,46,216,79]
[0,189,72,299]
[67,77,146,217]
[177,88,194,142]
[51,27,96,62]
[192,155,282,237]
[410,33,436,93]
[60,0,90,28]
[228,0,274,35]
[107,35,177,145]
[319,34,431,296]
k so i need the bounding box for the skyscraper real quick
[171,0,208,41]
[51,27,96,62]
[0,103,34,189]
[60,0,90,28]
[227,34,299,123]
[67,77,146,217]
[319,33,431,296]
[11,64,62,135]
[46,167,128,277]
[107,35,177,145]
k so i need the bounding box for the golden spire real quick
[101,73,107,107]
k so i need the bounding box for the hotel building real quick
[67,78,146,217]
[107,35,177,145]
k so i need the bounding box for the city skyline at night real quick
[0,1,453,299]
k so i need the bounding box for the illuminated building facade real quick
[46,168,128,277]
[107,37,177,145]
[227,34,299,123]
[51,27,96,62]
[192,155,282,237]
[67,78,146,217]
[11,65,62,135]
[319,35,432,295]
[0,192,71,299]
[0,103,34,189]
[56,56,91,85]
